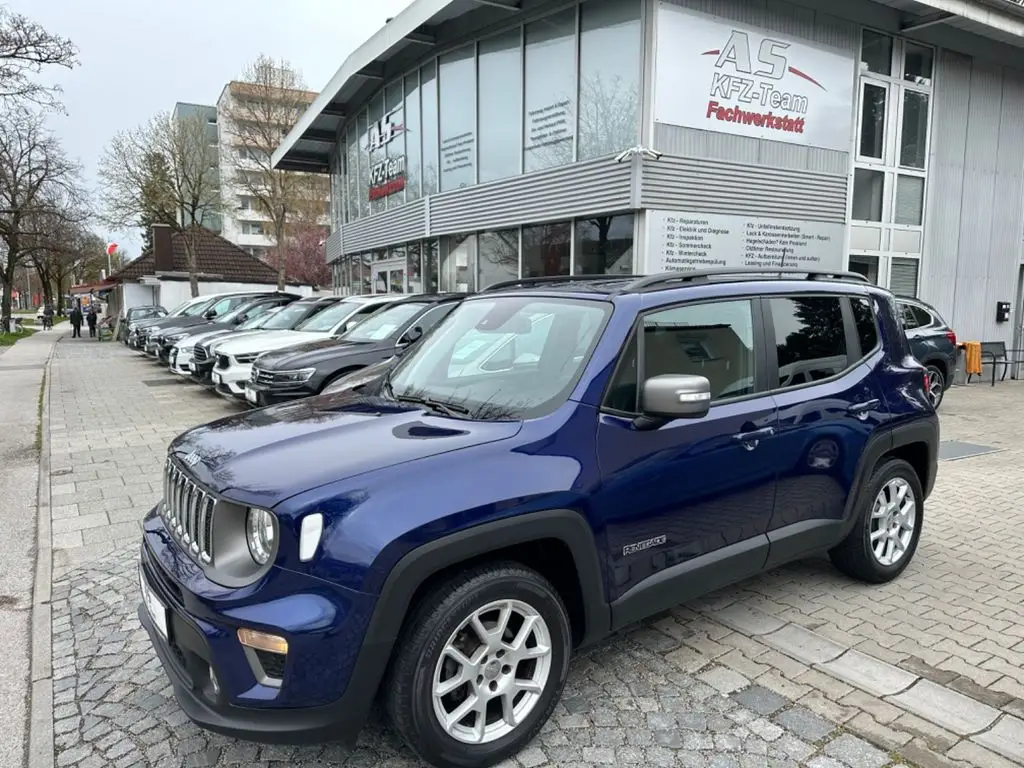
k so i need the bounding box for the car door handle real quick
[732,426,775,450]
[848,399,880,419]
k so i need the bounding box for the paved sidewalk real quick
[36,340,1024,766]
[0,326,64,768]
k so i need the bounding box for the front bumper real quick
[138,511,380,745]
[170,348,194,376]
[210,363,252,398]
[244,381,316,407]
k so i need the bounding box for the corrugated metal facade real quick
[341,198,427,254]
[325,229,343,263]
[640,155,848,222]
[921,50,1024,343]
[653,0,859,181]
[429,156,632,234]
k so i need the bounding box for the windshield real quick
[262,302,319,330]
[181,297,218,317]
[166,300,194,316]
[295,299,365,332]
[388,297,609,420]
[220,301,265,325]
[239,307,281,329]
[339,303,425,343]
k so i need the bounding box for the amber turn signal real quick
[237,628,288,655]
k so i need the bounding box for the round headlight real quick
[246,507,276,565]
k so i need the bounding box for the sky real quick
[13,0,414,258]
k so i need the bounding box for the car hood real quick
[144,316,207,332]
[256,338,375,370]
[180,327,235,347]
[169,394,522,505]
[213,330,328,356]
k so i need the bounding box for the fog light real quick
[237,628,288,655]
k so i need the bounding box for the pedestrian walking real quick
[86,306,98,338]
[42,303,54,330]
[70,305,83,338]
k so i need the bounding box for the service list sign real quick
[654,3,855,152]
[645,210,845,274]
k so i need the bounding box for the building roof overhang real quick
[273,0,524,173]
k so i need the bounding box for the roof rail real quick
[481,274,640,293]
[621,268,870,293]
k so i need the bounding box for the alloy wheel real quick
[431,599,552,745]
[926,369,944,408]
[869,478,917,567]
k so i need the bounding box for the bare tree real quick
[0,108,85,329]
[224,55,323,290]
[99,111,221,296]
[31,216,104,309]
[0,8,77,110]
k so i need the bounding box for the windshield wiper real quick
[395,393,469,418]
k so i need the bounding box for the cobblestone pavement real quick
[43,341,1024,767]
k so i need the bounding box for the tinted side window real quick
[851,297,879,356]
[413,304,456,335]
[769,297,848,389]
[910,305,932,327]
[643,299,757,401]
[898,302,920,330]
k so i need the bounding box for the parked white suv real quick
[208,294,407,399]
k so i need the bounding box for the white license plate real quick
[212,371,222,384]
[245,387,258,404]
[139,567,168,640]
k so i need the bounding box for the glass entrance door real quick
[372,259,407,294]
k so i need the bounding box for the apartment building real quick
[215,81,330,261]
[172,84,330,262]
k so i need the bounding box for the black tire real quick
[383,563,572,768]
[925,364,945,410]
[829,458,924,584]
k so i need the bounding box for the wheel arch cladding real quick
[343,510,610,727]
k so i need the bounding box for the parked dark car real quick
[118,305,166,342]
[140,292,301,356]
[190,296,345,384]
[139,269,938,768]
[161,295,298,368]
[896,296,957,409]
[245,294,464,407]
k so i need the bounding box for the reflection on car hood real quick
[212,330,326,356]
[169,394,522,505]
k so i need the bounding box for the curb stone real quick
[28,334,59,768]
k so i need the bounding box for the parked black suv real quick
[896,296,957,409]
[245,294,464,406]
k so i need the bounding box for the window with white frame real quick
[850,30,933,295]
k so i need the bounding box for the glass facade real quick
[336,0,642,225]
[335,213,635,295]
[851,30,933,296]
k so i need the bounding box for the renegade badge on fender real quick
[138,269,939,768]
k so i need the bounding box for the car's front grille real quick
[250,366,275,385]
[216,355,230,369]
[193,346,209,363]
[161,459,215,564]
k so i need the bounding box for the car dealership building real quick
[273,0,1024,345]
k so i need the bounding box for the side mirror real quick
[398,326,423,349]
[234,314,247,324]
[204,309,217,319]
[638,374,711,426]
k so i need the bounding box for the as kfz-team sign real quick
[654,3,855,153]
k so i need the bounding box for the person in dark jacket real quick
[70,306,83,338]
[86,306,98,337]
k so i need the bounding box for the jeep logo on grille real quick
[182,451,202,468]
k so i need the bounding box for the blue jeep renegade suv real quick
[138,269,939,768]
